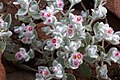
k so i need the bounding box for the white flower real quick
[65,25,75,38]
[109,47,120,63]
[51,60,63,79]
[97,65,109,79]
[15,48,30,61]
[68,52,83,69]
[85,45,98,58]
[21,36,32,44]
[45,36,63,51]
[40,5,55,19]
[65,40,81,52]
[69,0,82,5]
[110,31,120,45]
[36,66,51,80]
[92,5,107,19]
[54,0,64,10]
[99,24,113,41]
[44,16,57,25]
[69,13,83,25]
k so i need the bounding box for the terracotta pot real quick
[0,51,6,80]
[106,0,120,18]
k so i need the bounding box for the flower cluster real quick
[13,0,40,20]
[36,60,63,80]
[94,22,120,45]
[107,47,120,63]
[15,48,34,62]
[0,17,12,39]
[5,0,120,80]
[68,52,83,69]
[14,23,36,44]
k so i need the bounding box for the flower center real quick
[28,27,33,31]
[48,19,51,23]
[52,38,57,43]
[18,53,22,59]
[73,55,77,59]
[58,3,63,7]
[115,52,120,57]
[77,53,82,59]
[107,28,113,34]
[68,28,73,34]
[43,70,49,75]
[47,13,51,17]
[77,17,81,21]
[73,60,79,66]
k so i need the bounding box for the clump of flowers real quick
[0,0,120,80]
[15,48,34,62]
[14,23,36,44]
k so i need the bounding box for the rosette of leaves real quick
[0,14,12,54]
[13,0,41,22]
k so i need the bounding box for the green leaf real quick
[56,57,65,67]
[4,14,12,29]
[85,25,92,31]
[64,59,70,68]
[85,32,92,45]
[78,63,92,78]
[18,8,28,16]
[32,13,41,20]
[66,74,76,80]
[29,22,36,27]
[93,22,99,35]
[84,56,96,63]
[3,52,15,61]
[0,41,6,53]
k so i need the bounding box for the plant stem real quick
[65,4,73,16]
[101,40,104,66]
[80,2,87,11]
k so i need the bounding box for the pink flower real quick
[69,52,83,69]
[69,13,83,24]
[25,25,34,31]
[21,37,32,44]
[56,0,64,8]
[37,66,51,78]
[66,25,75,38]
[71,53,83,61]
[15,48,30,61]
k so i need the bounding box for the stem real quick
[80,2,87,11]
[65,4,73,16]
[17,64,37,72]
[101,40,104,66]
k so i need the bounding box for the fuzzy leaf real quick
[29,22,36,27]
[0,41,6,53]
[93,22,99,35]
[32,13,41,19]
[3,52,15,61]
[66,74,76,80]
[84,56,96,63]
[85,25,92,31]
[18,8,28,16]
[78,63,92,78]
[4,14,12,29]
[56,57,65,67]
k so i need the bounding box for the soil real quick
[0,0,120,80]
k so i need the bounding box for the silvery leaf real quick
[27,49,35,59]
[18,8,28,16]
[4,14,12,29]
